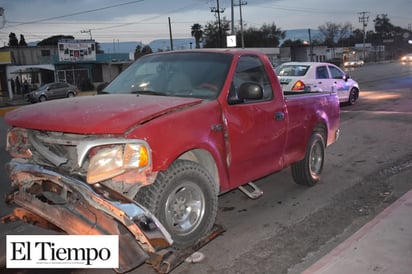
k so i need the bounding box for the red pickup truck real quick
[4,49,339,272]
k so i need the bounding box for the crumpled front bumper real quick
[5,159,173,273]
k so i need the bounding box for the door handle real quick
[274,112,285,121]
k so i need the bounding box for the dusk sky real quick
[0,0,410,46]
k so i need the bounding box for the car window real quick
[228,55,273,104]
[316,66,329,79]
[276,65,309,76]
[328,65,345,79]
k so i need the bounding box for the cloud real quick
[0,0,410,45]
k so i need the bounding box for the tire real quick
[347,88,357,105]
[291,132,325,186]
[67,92,75,98]
[134,160,218,249]
[39,95,47,102]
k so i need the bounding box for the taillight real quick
[292,80,306,91]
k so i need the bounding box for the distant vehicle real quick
[401,53,412,62]
[344,59,364,67]
[275,61,360,105]
[27,82,79,103]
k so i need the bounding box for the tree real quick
[242,23,285,48]
[134,44,153,60]
[191,23,203,48]
[95,42,104,54]
[8,32,18,46]
[37,35,74,46]
[19,34,27,46]
[374,14,394,39]
[337,28,363,46]
[202,17,230,48]
[318,22,352,47]
[281,39,306,47]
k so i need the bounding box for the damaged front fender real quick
[5,159,173,273]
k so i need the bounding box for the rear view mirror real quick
[238,82,263,100]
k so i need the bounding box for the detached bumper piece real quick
[147,224,225,273]
[4,160,226,273]
[5,160,173,273]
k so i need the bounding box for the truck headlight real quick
[87,143,150,184]
[6,128,33,158]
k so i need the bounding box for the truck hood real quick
[5,94,203,134]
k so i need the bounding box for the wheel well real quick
[352,87,359,98]
[313,123,327,147]
[177,149,220,193]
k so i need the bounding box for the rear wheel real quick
[291,132,325,186]
[67,92,75,98]
[135,160,218,249]
[39,95,47,102]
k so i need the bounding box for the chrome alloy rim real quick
[165,182,205,236]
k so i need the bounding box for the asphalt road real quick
[1,61,412,274]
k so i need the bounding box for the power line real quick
[7,0,144,27]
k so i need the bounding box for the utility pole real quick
[81,29,93,40]
[234,0,247,48]
[230,0,234,35]
[358,11,369,61]
[308,29,313,61]
[210,0,225,47]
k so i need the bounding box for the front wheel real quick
[347,88,357,105]
[134,160,218,249]
[291,132,325,186]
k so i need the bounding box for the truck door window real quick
[228,55,273,104]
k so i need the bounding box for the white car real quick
[401,53,412,62]
[344,59,364,67]
[275,62,360,105]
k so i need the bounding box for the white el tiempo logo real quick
[6,235,119,268]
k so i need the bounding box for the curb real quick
[0,106,19,117]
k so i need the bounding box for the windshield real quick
[275,64,309,77]
[104,51,232,99]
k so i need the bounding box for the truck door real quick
[222,55,288,187]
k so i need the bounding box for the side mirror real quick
[342,74,350,82]
[238,82,263,100]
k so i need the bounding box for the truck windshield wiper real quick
[132,90,167,96]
